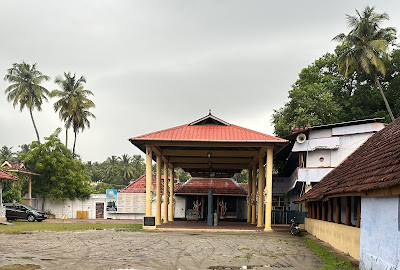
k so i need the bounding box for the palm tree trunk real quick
[73,131,77,157]
[375,74,395,122]
[29,108,41,143]
[65,128,68,148]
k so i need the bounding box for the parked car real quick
[4,203,47,222]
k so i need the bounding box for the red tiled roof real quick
[297,116,400,202]
[130,114,285,142]
[238,183,249,194]
[0,169,17,181]
[175,178,247,196]
[119,174,178,194]
[1,159,38,175]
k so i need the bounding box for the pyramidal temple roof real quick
[130,113,285,142]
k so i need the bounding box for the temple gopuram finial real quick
[209,109,211,115]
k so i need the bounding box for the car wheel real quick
[27,215,36,222]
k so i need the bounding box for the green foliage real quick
[0,222,142,234]
[0,146,16,161]
[4,62,50,143]
[21,129,92,201]
[305,237,356,270]
[85,154,145,187]
[50,72,95,155]
[1,176,21,203]
[233,170,249,183]
[175,168,190,182]
[91,182,113,194]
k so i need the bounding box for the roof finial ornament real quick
[209,109,211,115]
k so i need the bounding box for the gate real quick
[96,203,104,219]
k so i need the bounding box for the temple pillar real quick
[257,154,265,228]
[247,168,252,223]
[145,145,152,216]
[163,162,169,224]
[207,189,213,225]
[251,163,257,224]
[264,147,273,232]
[169,166,174,221]
[155,154,162,225]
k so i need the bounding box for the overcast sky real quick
[1,1,400,162]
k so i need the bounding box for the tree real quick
[105,155,120,181]
[120,154,134,185]
[333,6,397,121]
[51,72,89,148]
[21,128,92,202]
[92,182,113,194]
[0,146,16,161]
[272,54,343,137]
[4,62,50,143]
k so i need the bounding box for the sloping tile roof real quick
[297,117,400,202]
[1,159,38,175]
[0,169,17,181]
[130,114,285,142]
[119,174,178,194]
[175,178,247,196]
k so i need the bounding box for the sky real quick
[1,0,400,162]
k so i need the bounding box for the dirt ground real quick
[0,229,322,270]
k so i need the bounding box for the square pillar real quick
[207,189,213,225]
[251,163,257,224]
[345,196,351,226]
[247,169,252,223]
[264,147,273,232]
[155,154,162,225]
[257,154,265,228]
[145,146,153,216]
[328,198,333,222]
[163,162,169,224]
[322,201,327,221]
[169,166,174,221]
[336,198,341,224]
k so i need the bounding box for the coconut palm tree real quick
[120,154,134,184]
[4,62,50,143]
[71,99,95,157]
[332,6,397,121]
[51,72,88,148]
[105,156,120,180]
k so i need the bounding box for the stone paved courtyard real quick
[0,230,322,270]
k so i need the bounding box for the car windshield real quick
[22,204,36,210]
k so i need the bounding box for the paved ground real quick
[0,229,322,270]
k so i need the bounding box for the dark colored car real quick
[4,203,47,222]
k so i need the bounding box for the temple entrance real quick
[129,113,287,231]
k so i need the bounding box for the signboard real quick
[106,189,118,211]
[117,193,146,213]
[143,216,156,227]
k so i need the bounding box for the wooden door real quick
[96,203,104,219]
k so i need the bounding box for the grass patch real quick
[304,237,356,270]
[0,222,142,234]
[261,253,277,258]
[238,247,250,251]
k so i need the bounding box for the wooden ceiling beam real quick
[175,163,249,169]
[163,149,258,157]
[169,157,254,164]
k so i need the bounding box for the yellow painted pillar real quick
[264,147,273,232]
[156,154,162,225]
[257,154,265,227]
[145,146,153,216]
[169,166,174,221]
[247,169,252,222]
[251,163,257,224]
[163,162,169,223]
